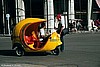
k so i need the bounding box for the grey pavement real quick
[0,31,100,67]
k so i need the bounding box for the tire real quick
[15,47,24,56]
[52,47,59,55]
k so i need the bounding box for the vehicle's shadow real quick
[0,50,49,56]
[0,50,16,56]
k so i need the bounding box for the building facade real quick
[0,0,99,35]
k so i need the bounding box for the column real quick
[69,0,75,23]
[2,0,5,35]
[88,0,92,31]
[44,0,54,33]
[15,0,25,23]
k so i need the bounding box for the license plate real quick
[50,39,57,42]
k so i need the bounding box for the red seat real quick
[32,35,37,41]
[25,35,44,48]
[25,36,34,44]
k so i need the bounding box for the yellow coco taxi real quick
[11,18,62,56]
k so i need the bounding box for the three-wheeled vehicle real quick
[11,18,62,56]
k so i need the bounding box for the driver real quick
[39,23,50,42]
[39,23,46,41]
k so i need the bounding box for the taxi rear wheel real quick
[15,47,24,56]
[52,47,59,55]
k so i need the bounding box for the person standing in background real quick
[55,14,65,52]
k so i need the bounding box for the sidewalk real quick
[69,30,100,34]
[0,34,11,37]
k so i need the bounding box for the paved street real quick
[0,32,100,67]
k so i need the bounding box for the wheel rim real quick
[52,47,59,55]
[16,48,24,56]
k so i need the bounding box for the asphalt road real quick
[0,32,100,67]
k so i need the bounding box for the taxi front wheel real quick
[15,47,24,56]
[52,47,59,55]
